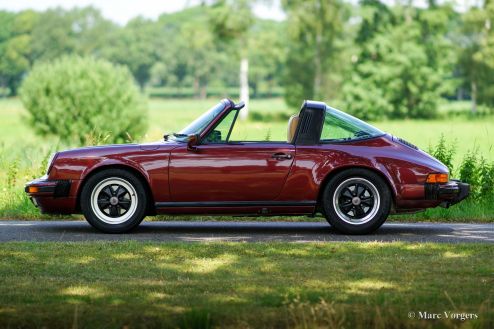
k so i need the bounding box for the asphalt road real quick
[0,220,492,243]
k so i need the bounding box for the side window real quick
[321,112,355,141]
[203,110,238,144]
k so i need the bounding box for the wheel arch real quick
[76,164,156,215]
[317,166,396,211]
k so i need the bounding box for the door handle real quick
[271,152,293,160]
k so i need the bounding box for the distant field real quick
[1,97,492,167]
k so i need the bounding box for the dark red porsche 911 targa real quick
[25,99,469,234]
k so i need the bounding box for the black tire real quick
[321,168,392,235]
[80,168,148,233]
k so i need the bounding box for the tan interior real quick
[287,114,299,143]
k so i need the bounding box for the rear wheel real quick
[322,169,391,234]
[80,169,147,233]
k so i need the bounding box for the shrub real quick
[20,56,147,145]
[459,151,480,198]
[427,137,494,201]
[478,158,494,196]
[457,152,494,201]
[428,134,456,175]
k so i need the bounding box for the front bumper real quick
[25,177,71,199]
[25,177,76,214]
[425,179,470,208]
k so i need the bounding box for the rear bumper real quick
[425,179,470,208]
[25,177,75,214]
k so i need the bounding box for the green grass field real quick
[0,97,493,221]
[2,97,492,162]
[0,242,492,328]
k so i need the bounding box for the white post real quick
[239,57,249,120]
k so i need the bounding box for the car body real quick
[25,99,469,234]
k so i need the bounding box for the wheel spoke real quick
[356,184,365,197]
[361,197,374,206]
[340,199,352,206]
[109,205,118,217]
[354,205,364,217]
[342,188,353,199]
[119,200,131,210]
[101,186,113,198]
[116,186,127,198]
[359,205,368,215]
[97,199,110,209]
[340,203,353,212]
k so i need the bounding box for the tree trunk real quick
[193,76,200,99]
[471,81,477,114]
[314,33,322,99]
[239,57,249,120]
[200,82,207,99]
[313,0,322,99]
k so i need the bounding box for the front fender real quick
[49,146,172,205]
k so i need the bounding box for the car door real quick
[168,142,295,202]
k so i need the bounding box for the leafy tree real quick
[149,6,229,97]
[248,20,286,97]
[20,56,147,145]
[0,10,37,95]
[70,7,117,56]
[182,23,218,98]
[100,17,158,90]
[209,0,253,119]
[282,0,346,108]
[342,2,456,119]
[31,8,76,62]
[0,7,116,95]
[459,0,494,112]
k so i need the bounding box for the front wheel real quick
[322,169,392,234]
[80,169,148,233]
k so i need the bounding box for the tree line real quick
[1,0,493,119]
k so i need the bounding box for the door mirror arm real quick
[187,134,200,152]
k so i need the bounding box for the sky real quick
[0,0,478,24]
[0,0,286,25]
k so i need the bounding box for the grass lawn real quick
[0,241,492,328]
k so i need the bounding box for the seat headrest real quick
[287,114,299,143]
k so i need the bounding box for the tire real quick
[80,168,148,233]
[321,168,392,235]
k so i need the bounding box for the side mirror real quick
[187,134,199,151]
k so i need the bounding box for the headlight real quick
[46,152,58,174]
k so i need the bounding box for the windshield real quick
[321,106,384,142]
[169,102,226,141]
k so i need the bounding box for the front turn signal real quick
[426,173,449,183]
[27,186,39,193]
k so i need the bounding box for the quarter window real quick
[321,107,384,142]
